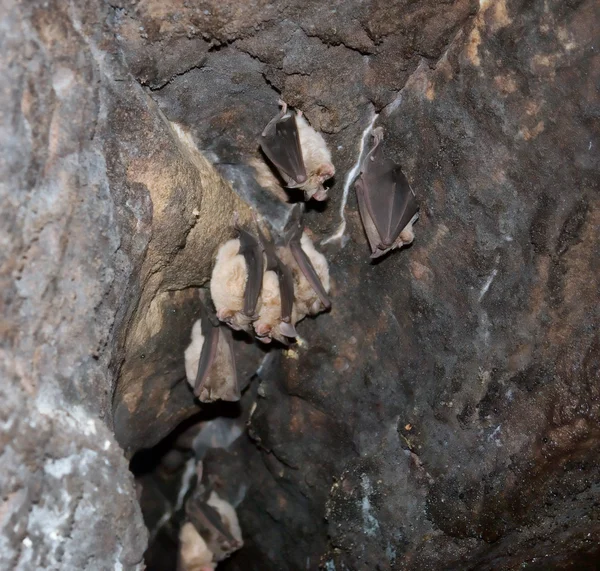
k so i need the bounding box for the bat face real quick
[259,101,335,201]
[355,128,419,259]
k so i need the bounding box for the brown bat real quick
[184,304,239,403]
[254,221,298,342]
[259,100,335,201]
[283,205,331,311]
[355,127,419,259]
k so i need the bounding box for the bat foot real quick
[277,99,288,114]
[372,126,384,144]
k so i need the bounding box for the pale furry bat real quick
[355,127,419,259]
[259,100,335,201]
[210,227,263,332]
[254,207,331,341]
[184,304,239,403]
[184,489,243,565]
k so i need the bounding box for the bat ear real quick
[279,321,298,338]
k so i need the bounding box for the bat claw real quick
[277,99,288,114]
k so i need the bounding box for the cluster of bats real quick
[184,101,419,404]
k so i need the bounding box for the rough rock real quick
[1,0,255,567]
[112,0,599,568]
[2,0,599,569]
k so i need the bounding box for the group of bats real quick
[184,100,419,404]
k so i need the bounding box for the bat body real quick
[355,127,419,259]
[282,205,331,315]
[283,232,331,318]
[185,490,243,564]
[210,228,263,331]
[259,101,335,201]
[254,223,298,343]
[253,269,300,344]
[184,311,239,403]
[210,239,254,332]
[178,523,215,571]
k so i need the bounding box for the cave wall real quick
[1,0,598,569]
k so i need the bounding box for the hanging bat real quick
[178,522,215,571]
[282,205,331,316]
[184,304,239,403]
[186,489,243,563]
[253,221,298,343]
[210,226,263,332]
[259,100,335,201]
[355,127,419,259]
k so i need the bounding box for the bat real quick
[355,127,419,259]
[178,522,215,571]
[186,489,243,563]
[283,205,331,313]
[184,304,240,403]
[210,226,263,332]
[259,100,335,201]
[254,221,298,343]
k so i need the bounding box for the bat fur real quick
[184,319,238,403]
[253,268,299,344]
[278,232,330,319]
[210,238,257,332]
[205,491,244,561]
[356,127,419,259]
[294,111,335,201]
[259,101,335,201]
[178,523,215,571]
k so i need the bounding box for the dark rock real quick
[3,0,599,568]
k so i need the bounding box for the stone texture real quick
[113,0,599,568]
[1,0,254,567]
[2,0,599,568]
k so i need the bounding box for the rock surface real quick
[2,0,599,569]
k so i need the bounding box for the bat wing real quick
[259,111,307,188]
[361,140,418,250]
[215,327,240,402]
[356,177,385,256]
[289,239,331,310]
[187,495,236,545]
[237,228,263,318]
[194,309,220,398]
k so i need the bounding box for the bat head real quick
[302,162,335,201]
[216,309,254,332]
